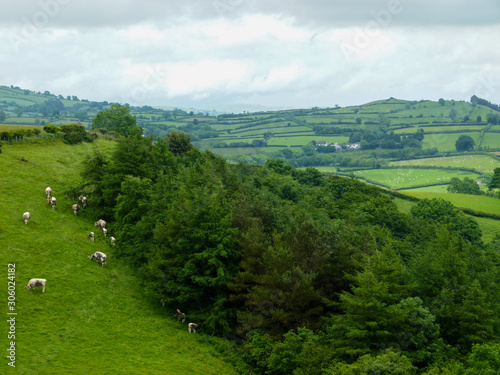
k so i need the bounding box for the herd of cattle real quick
[23,187,112,293]
[22,187,198,333]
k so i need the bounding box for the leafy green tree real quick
[455,135,475,151]
[458,281,496,351]
[15,107,22,117]
[165,130,194,156]
[0,110,6,121]
[60,123,93,144]
[411,198,481,243]
[151,161,240,333]
[91,103,138,136]
[449,109,458,121]
[486,113,499,125]
[43,124,59,133]
[331,350,417,375]
[488,168,500,191]
[447,177,482,195]
[465,343,500,375]
[439,98,445,106]
[326,251,415,359]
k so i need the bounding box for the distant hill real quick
[2,84,500,170]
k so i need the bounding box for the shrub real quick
[43,124,59,133]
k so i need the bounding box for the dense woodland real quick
[68,106,500,374]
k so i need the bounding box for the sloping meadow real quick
[0,138,238,374]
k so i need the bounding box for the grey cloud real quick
[2,0,499,29]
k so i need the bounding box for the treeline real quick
[471,95,500,112]
[76,128,500,374]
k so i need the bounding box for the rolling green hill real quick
[0,138,239,374]
[2,84,500,192]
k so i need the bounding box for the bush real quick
[60,123,94,144]
[43,124,59,133]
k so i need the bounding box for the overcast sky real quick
[2,0,500,112]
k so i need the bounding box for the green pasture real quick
[474,216,500,243]
[480,132,500,149]
[0,139,238,374]
[394,125,486,134]
[232,124,312,136]
[0,124,44,132]
[403,185,455,193]
[352,168,482,190]
[389,154,500,173]
[422,132,482,152]
[267,135,349,147]
[401,191,500,215]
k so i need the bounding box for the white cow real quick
[26,278,46,292]
[102,227,107,237]
[88,232,95,242]
[89,251,107,267]
[72,204,81,215]
[95,219,106,229]
[110,237,115,246]
[188,323,198,333]
[49,197,57,210]
[45,187,52,200]
[78,195,87,208]
[23,212,31,225]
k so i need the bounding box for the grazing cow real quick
[188,323,198,333]
[110,236,115,246]
[175,309,186,323]
[87,232,95,242]
[26,278,46,293]
[72,204,81,215]
[95,219,106,229]
[89,251,107,267]
[49,197,57,210]
[102,227,107,237]
[45,187,52,200]
[23,212,31,225]
[78,195,87,208]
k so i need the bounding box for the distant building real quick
[349,142,361,150]
[316,141,328,147]
[333,143,342,152]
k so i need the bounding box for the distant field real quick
[352,168,482,189]
[474,216,500,243]
[394,126,485,134]
[402,192,500,215]
[267,136,349,147]
[389,155,500,173]
[422,132,482,152]
[403,185,454,193]
[480,132,500,150]
[0,124,44,131]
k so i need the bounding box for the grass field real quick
[402,185,454,193]
[422,132,482,152]
[389,155,500,173]
[401,192,500,215]
[480,132,500,149]
[0,139,238,374]
[0,124,44,131]
[352,168,482,189]
[267,136,349,146]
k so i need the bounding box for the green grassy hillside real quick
[0,139,238,374]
